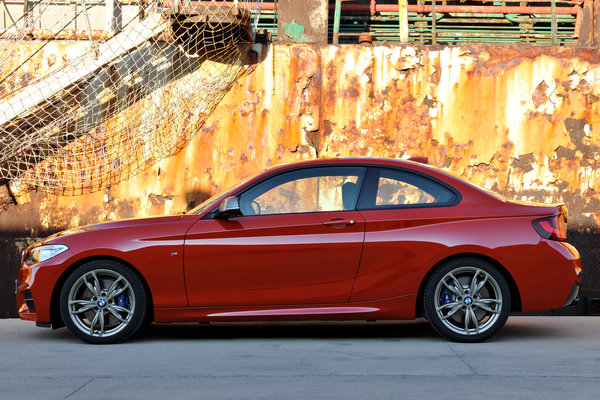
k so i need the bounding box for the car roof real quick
[252,157,507,203]
[262,157,457,181]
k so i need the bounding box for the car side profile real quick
[16,158,581,343]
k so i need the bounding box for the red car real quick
[16,158,581,343]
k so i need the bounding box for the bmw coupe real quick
[16,158,581,343]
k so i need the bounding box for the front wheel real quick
[59,260,147,344]
[424,258,511,342]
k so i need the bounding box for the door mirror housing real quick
[215,196,243,219]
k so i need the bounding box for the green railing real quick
[164,1,580,45]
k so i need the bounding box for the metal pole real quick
[432,0,437,45]
[80,0,99,58]
[252,0,264,41]
[23,0,30,28]
[551,0,557,45]
[105,0,118,32]
[333,0,341,44]
[398,0,408,42]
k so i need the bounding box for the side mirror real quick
[215,196,243,219]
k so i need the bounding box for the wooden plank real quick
[0,13,169,129]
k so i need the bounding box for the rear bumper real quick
[563,282,580,307]
[503,239,581,313]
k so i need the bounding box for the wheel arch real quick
[50,255,155,329]
[415,253,522,317]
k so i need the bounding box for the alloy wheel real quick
[67,268,136,338]
[433,266,503,336]
[424,258,511,342]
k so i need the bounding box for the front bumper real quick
[16,268,39,321]
[16,255,69,324]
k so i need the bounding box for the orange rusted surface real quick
[319,45,600,236]
[0,43,599,242]
[0,41,91,101]
[0,29,115,41]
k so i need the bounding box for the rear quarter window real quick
[358,167,459,209]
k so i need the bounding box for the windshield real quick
[187,178,251,215]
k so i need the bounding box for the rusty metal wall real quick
[277,0,328,44]
[1,43,599,317]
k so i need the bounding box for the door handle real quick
[323,219,356,227]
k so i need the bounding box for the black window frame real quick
[356,167,461,210]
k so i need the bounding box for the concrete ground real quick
[1,316,599,400]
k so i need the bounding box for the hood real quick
[42,215,185,244]
[87,215,184,230]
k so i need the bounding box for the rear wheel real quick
[424,258,511,342]
[59,260,147,344]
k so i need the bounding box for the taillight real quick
[532,214,567,241]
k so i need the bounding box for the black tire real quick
[424,257,511,342]
[59,260,147,344]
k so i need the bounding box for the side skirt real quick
[153,294,417,323]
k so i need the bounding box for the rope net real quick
[0,0,263,209]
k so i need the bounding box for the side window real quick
[361,168,457,209]
[239,167,365,216]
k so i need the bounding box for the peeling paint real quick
[283,22,309,43]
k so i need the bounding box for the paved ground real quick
[1,316,599,400]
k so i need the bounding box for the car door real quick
[350,167,461,302]
[184,166,367,306]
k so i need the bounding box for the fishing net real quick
[0,0,264,208]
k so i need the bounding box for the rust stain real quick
[0,29,115,41]
[0,41,91,101]
[277,0,328,45]
[532,81,549,109]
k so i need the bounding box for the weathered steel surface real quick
[0,29,115,41]
[0,41,91,101]
[1,43,599,240]
[574,1,593,45]
[277,0,328,44]
[319,45,599,233]
[0,14,169,128]
[1,43,600,317]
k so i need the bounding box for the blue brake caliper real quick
[441,289,452,305]
[116,284,130,308]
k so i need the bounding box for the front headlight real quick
[25,244,69,265]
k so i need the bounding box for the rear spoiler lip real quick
[502,200,567,221]
[558,204,568,223]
